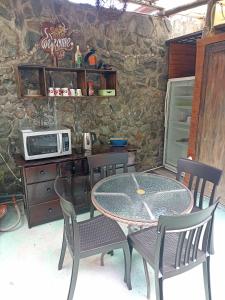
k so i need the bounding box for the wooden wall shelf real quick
[15,64,117,99]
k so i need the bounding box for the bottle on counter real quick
[74,44,82,68]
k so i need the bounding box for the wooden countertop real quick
[14,144,138,167]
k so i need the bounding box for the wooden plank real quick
[187,32,225,204]
[77,70,87,96]
[14,65,23,98]
[197,41,225,200]
[187,32,225,159]
[168,43,196,79]
[39,68,47,96]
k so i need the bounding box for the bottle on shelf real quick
[88,49,97,68]
[84,45,97,68]
[74,44,82,68]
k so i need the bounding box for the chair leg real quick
[123,244,132,290]
[127,242,133,289]
[67,259,79,300]
[155,275,163,300]
[58,229,67,270]
[209,234,215,255]
[100,252,105,266]
[142,258,150,299]
[100,251,114,266]
[203,257,212,300]
[90,204,95,218]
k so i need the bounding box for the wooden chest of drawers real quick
[20,158,89,228]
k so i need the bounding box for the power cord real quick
[0,149,22,231]
[0,196,22,232]
[0,151,21,183]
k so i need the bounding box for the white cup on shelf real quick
[54,87,61,96]
[61,87,69,97]
[48,87,54,97]
[70,88,76,96]
[76,89,82,96]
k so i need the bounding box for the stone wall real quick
[169,15,204,38]
[0,0,170,194]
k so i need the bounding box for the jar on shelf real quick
[87,81,95,96]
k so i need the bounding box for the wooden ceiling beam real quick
[158,0,208,17]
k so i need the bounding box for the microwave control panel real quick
[62,133,70,152]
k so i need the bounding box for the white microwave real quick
[19,128,72,160]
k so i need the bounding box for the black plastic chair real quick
[87,152,129,218]
[176,158,222,210]
[128,202,218,300]
[54,176,131,300]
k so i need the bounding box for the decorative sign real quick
[39,21,73,62]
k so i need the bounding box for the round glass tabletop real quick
[91,172,193,226]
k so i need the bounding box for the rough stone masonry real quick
[0,0,170,194]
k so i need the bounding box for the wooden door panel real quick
[197,41,225,199]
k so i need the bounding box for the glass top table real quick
[91,172,194,226]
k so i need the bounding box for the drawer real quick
[25,164,57,184]
[29,199,62,227]
[27,180,57,205]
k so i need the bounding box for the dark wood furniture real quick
[15,64,117,99]
[167,31,225,204]
[187,32,225,202]
[14,145,137,228]
[166,31,201,79]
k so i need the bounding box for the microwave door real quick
[26,134,59,158]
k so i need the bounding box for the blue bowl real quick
[110,138,128,147]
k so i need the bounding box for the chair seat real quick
[78,215,127,254]
[128,226,205,277]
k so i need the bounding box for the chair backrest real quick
[54,176,80,256]
[87,152,128,188]
[155,202,218,278]
[176,158,222,208]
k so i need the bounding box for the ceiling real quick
[68,0,208,19]
[131,0,207,18]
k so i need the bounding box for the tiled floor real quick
[1,201,225,300]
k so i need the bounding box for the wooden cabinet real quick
[168,43,196,79]
[20,157,89,228]
[166,31,202,79]
[16,64,117,99]
[188,32,225,203]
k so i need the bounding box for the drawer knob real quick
[48,208,53,213]
[46,187,51,192]
[40,170,45,175]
